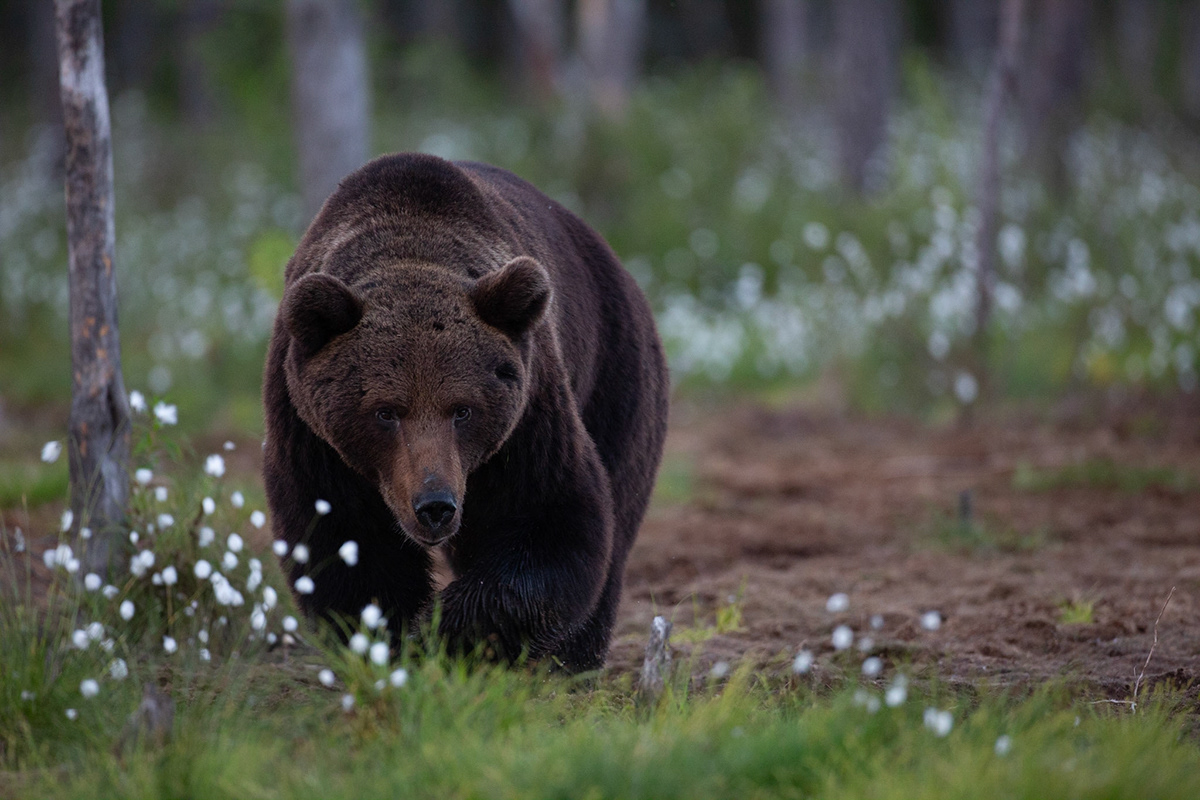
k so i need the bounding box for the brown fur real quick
[262,153,668,671]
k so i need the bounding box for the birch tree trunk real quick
[973,0,1025,405]
[507,0,566,104]
[286,0,371,222]
[760,0,808,115]
[578,0,646,119]
[833,0,899,195]
[55,0,131,577]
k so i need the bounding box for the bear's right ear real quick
[470,256,551,340]
[282,273,364,357]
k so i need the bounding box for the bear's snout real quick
[411,489,459,543]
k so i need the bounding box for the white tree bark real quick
[578,0,646,118]
[286,0,371,222]
[55,0,131,577]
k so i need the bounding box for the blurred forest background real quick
[4,0,1200,433]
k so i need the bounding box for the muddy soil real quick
[610,396,1200,700]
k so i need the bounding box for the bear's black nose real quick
[414,492,457,530]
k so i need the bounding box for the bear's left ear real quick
[282,272,364,357]
[470,256,551,340]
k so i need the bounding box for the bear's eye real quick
[375,408,400,425]
[495,363,519,382]
[452,406,472,425]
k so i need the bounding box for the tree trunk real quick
[1020,0,1090,197]
[286,0,371,223]
[946,0,998,76]
[1116,0,1159,100]
[760,0,808,114]
[833,0,900,195]
[973,0,1025,407]
[180,0,221,127]
[507,0,566,104]
[55,0,131,577]
[578,0,646,119]
[1180,2,1200,119]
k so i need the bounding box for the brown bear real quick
[262,153,668,671]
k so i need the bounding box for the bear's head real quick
[281,256,551,546]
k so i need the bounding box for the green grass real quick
[1012,458,1197,494]
[3,429,1200,799]
[1057,597,1097,625]
[0,458,68,510]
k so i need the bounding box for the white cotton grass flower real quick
[161,566,178,586]
[101,638,115,654]
[129,390,147,413]
[154,486,168,503]
[870,614,885,630]
[224,440,235,451]
[129,531,139,545]
[153,401,178,425]
[60,509,74,533]
[318,669,336,687]
[202,496,216,515]
[198,526,215,547]
[80,679,99,699]
[360,603,382,630]
[857,636,874,653]
[157,513,175,528]
[227,533,244,553]
[369,641,390,666]
[222,551,238,570]
[282,615,298,633]
[349,633,369,655]
[230,491,245,509]
[920,611,943,631]
[272,540,289,557]
[194,559,213,580]
[120,600,135,620]
[41,441,62,463]
[339,540,359,566]
[102,584,118,599]
[262,586,278,610]
[246,570,262,592]
[924,707,953,737]
[72,629,90,650]
[65,708,78,720]
[86,622,103,640]
[709,661,730,679]
[204,454,226,478]
[831,624,854,651]
[994,735,1013,756]
[885,676,909,707]
[84,573,102,591]
[21,691,35,702]
[162,636,178,654]
[250,607,267,631]
[80,527,91,540]
[792,649,814,675]
[109,658,129,680]
[295,576,315,595]
[861,656,883,677]
[199,648,212,662]
[249,511,265,529]
[825,592,849,613]
[291,544,310,564]
[341,694,355,712]
[315,499,332,515]
[65,557,80,574]
[198,629,209,644]
[135,468,153,485]
[389,668,408,688]
[374,679,386,692]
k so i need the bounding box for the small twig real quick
[1130,586,1176,712]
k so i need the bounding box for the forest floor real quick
[609,393,1200,700]
[7,392,1199,700]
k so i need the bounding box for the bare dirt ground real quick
[9,394,1199,699]
[609,395,1200,700]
